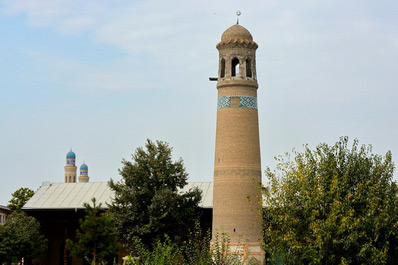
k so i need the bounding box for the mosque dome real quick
[80,163,88,171]
[221,24,253,42]
[66,150,76,159]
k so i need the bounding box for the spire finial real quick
[236,10,241,24]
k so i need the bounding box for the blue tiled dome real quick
[66,151,76,159]
[80,163,88,171]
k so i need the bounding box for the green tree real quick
[263,137,398,265]
[108,139,202,249]
[7,187,34,211]
[0,211,47,264]
[66,198,119,265]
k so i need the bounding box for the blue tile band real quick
[217,96,231,108]
[217,95,257,109]
[240,96,257,108]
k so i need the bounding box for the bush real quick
[124,227,251,265]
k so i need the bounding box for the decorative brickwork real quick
[214,168,261,177]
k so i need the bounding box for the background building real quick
[0,205,10,225]
[23,181,213,265]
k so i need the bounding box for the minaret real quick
[212,23,263,260]
[64,149,77,183]
[78,163,89,183]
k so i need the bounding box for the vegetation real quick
[124,228,247,265]
[108,139,202,249]
[7,187,34,211]
[184,224,213,265]
[263,137,398,265]
[0,211,47,264]
[66,198,119,265]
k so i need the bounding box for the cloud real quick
[0,0,233,93]
[2,0,398,142]
[1,0,113,34]
[2,0,78,26]
[3,0,398,100]
[23,49,161,93]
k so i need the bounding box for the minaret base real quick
[210,241,265,265]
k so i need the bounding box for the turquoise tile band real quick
[217,95,257,109]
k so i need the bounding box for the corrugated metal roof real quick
[23,182,213,210]
[0,205,10,211]
[179,182,213,208]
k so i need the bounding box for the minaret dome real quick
[221,24,253,42]
[66,150,76,159]
[80,163,88,171]
[66,150,76,165]
[78,162,89,183]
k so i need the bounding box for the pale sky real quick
[1,0,397,205]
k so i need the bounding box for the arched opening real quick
[220,58,225,78]
[231,57,240,77]
[246,58,252,77]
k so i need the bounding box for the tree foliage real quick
[108,139,202,249]
[66,198,119,265]
[125,225,245,265]
[263,137,398,265]
[0,211,47,264]
[7,187,34,211]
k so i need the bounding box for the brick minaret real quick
[212,24,263,261]
[78,163,89,183]
[64,149,77,183]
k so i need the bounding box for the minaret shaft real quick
[213,88,262,242]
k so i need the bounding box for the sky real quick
[1,0,397,205]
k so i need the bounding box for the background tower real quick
[64,150,77,183]
[78,163,89,182]
[212,23,263,260]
